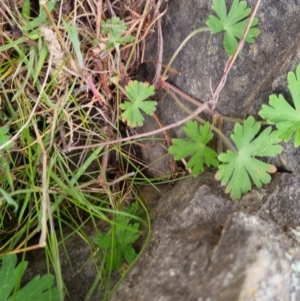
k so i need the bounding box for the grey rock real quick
[200,212,297,301]
[258,173,300,228]
[156,0,300,121]
[110,173,300,301]
[110,173,233,301]
[273,140,300,175]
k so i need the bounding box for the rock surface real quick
[111,173,300,301]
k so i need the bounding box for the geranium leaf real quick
[206,0,260,56]
[123,245,137,264]
[215,116,282,200]
[259,64,300,147]
[120,81,157,127]
[101,17,134,50]
[0,254,59,301]
[169,121,219,176]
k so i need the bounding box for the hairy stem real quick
[162,27,210,78]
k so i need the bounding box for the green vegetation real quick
[169,121,219,176]
[259,64,300,147]
[120,81,157,127]
[0,254,59,301]
[100,17,135,51]
[1,0,298,299]
[215,117,282,200]
[164,0,300,200]
[94,202,144,273]
[206,0,260,56]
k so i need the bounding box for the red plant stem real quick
[161,81,221,117]
[132,0,138,20]
[86,75,103,106]
[161,81,204,107]
[94,58,112,98]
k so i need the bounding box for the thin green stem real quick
[163,27,210,77]
[49,233,64,301]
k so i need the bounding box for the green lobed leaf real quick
[215,116,282,200]
[101,17,134,50]
[0,255,26,301]
[94,233,112,250]
[115,215,139,247]
[259,64,300,147]
[0,254,59,301]
[123,245,137,264]
[206,0,260,56]
[125,201,144,218]
[120,81,157,127]
[94,203,142,271]
[105,34,134,51]
[169,121,219,176]
[8,274,59,301]
[101,17,127,36]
